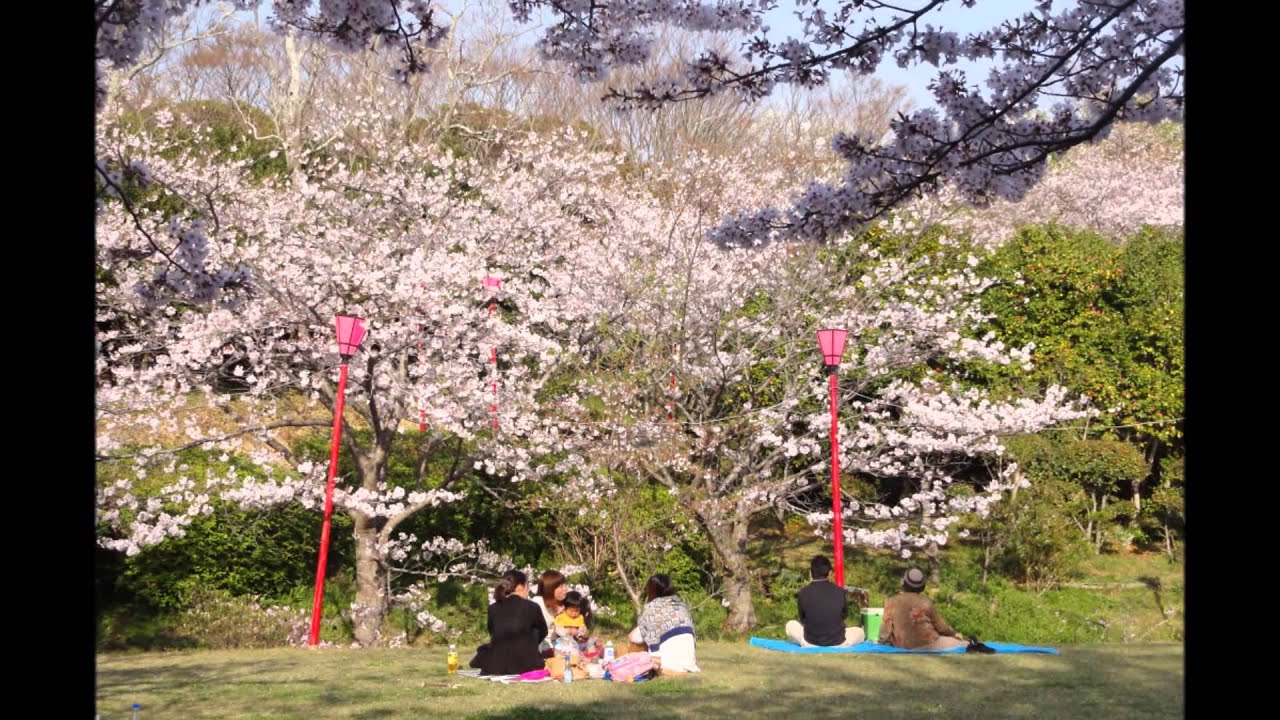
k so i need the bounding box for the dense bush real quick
[939,577,1112,645]
[173,586,312,649]
[110,499,348,612]
[977,478,1091,591]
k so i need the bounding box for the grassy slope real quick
[95,641,1183,720]
[745,517,1183,644]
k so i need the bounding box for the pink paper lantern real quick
[816,328,848,367]
[335,315,367,358]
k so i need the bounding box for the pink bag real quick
[606,651,654,682]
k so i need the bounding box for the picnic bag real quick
[605,651,655,682]
[965,636,996,654]
[545,654,588,680]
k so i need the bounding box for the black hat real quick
[902,568,926,592]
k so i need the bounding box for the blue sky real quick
[197,0,1169,112]
[760,0,1042,109]
[507,0,1046,109]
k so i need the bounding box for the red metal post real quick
[308,361,350,646]
[828,370,844,587]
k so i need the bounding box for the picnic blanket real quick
[456,668,558,684]
[456,668,651,683]
[748,637,1059,654]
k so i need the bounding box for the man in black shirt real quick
[785,555,867,647]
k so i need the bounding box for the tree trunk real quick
[611,528,644,614]
[352,517,389,646]
[1137,439,1162,512]
[1086,494,1096,549]
[1095,494,1107,553]
[347,435,392,646]
[925,540,942,586]
[283,32,305,176]
[981,530,992,585]
[701,507,757,631]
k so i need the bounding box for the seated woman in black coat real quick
[474,569,548,676]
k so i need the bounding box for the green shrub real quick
[938,577,1111,644]
[752,568,806,636]
[976,479,1090,591]
[173,586,312,649]
[392,579,491,647]
[273,567,358,644]
[97,608,195,652]
[684,589,730,641]
[113,499,351,612]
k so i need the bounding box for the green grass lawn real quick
[96,640,1182,719]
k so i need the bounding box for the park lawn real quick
[96,640,1182,719]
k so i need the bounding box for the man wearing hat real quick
[878,567,966,650]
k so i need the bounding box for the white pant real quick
[913,635,966,651]
[628,627,701,673]
[785,620,866,647]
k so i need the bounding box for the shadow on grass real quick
[467,646,1180,720]
[96,655,323,697]
[97,643,1182,720]
[465,709,609,720]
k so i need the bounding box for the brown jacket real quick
[878,592,959,649]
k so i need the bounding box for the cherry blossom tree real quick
[510,0,1183,244]
[97,104,1108,636]
[96,1,1179,640]
[95,102,647,643]
[905,119,1183,247]
[96,1,446,111]
[524,149,1090,629]
[100,2,1183,247]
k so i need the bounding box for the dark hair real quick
[536,570,567,613]
[810,555,832,579]
[494,569,528,602]
[644,573,676,602]
[562,590,596,631]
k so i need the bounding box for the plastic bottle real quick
[603,640,615,664]
[563,651,573,684]
[447,643,459,674]
[131,703,142,720]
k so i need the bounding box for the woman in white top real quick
[529,569,568,654]
[627,573,700,673]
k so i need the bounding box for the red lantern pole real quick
[484,276,502,316]
[817,328,849,588]
[309,315,366,647]
[827,369,844,587]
